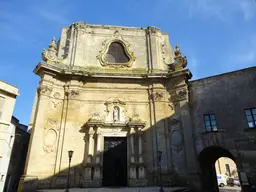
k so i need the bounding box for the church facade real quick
[18,22,256,191]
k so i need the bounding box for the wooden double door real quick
[102,137,127,187]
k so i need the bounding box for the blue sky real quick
[0,0,256,125]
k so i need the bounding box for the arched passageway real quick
[198,146,236,191]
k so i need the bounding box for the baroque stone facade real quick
[18,22,256,192]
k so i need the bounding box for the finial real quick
[42,36,58,63]
[49,36,57,50]
[175,44,182,57]
[170,43,187,71]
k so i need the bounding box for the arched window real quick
[105,42,129,63]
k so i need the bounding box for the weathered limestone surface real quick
[19,22,256,192]
[18,22,193,191]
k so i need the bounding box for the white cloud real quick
[187,0,256,21]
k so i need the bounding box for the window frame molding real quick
[97,32,136,68]
[244,108,256,129]
[203,113,218,133]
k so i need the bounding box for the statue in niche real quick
[113,106,119,121]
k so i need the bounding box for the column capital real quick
[138,127,143,134]
[88,127,95,136]
[130,127,135,134]
[96,127,102,135]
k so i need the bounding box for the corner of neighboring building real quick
[4,116,30,192]
[0,80,19,192]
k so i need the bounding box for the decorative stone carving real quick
[113,30,121,38]
[97,31,136,68]
[177,88,187,97]
[174,88,188,101]
[53,92,61,99]
[170,118,180,126]
[170,130,183,153]
[42,37,63,64]
[151,92,164,101]
[113,106,119,121]
[52,100,62,108]
[37,85,53,96]
[69,90,79,99]
[169,44,187,71]
[129,113,145,124]
[88,112,104,123]
[104,98,127,123]
[43,118,58,153]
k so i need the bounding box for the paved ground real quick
[38,187,187,192]
[219,186,241,192]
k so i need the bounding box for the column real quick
[138,127,145,181]
[138,127,143,163]
[87,127,94,164]
[129,127,136,183]
[130,127,135,163]
[85,127,95,183]
[96,128,102,163]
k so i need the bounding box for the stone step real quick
[38,187,187,192]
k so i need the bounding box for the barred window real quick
[204,114,217,132]
[105,42,129,63]
[245,108,256,128]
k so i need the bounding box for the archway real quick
[198,146,236,191]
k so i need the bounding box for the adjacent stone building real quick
[0,81,19,192]
[4,116,30,192]
[215,157,238,178]
[18,22,256,192]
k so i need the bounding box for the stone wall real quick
[190,66,256,189]
[57,22,174,72]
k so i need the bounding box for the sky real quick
[0,0,256,125]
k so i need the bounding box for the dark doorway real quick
[102,137,127,187]
[198,146,236,191]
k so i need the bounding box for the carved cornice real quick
[34,62,172,79]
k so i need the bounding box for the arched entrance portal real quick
[198,146,236,191]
